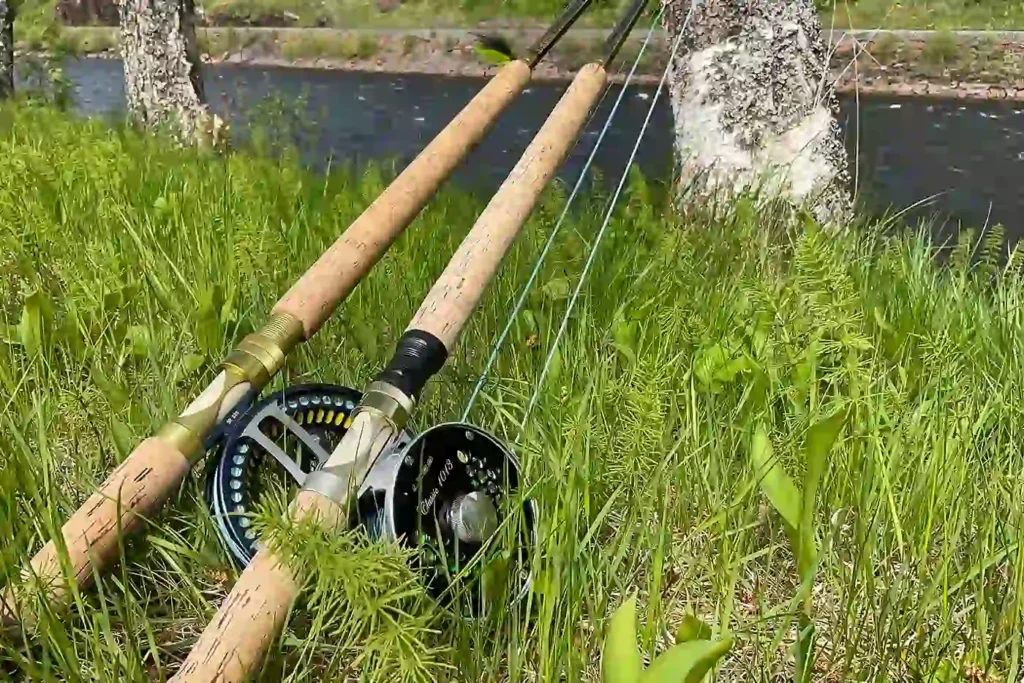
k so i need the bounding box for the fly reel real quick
[205,383,385,567]
[205,387,536,615]
[355,423,537,615]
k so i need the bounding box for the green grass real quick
[13,0,1024,37]
[1,103,1023,681]
[828,0,1024,30]
[192,0,1024,30]
[199,0,630,28]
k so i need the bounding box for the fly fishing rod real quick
[171,1,649,680]
[0,0,598,630]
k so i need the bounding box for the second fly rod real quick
[170,0,650,680]
[0,0,597,630]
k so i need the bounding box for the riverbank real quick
[22,26,1024,101]
[42,0,1024,32]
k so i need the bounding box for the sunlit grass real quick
[0,104,1022,681]
[828,0,1024,30]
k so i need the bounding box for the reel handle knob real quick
[448,491,499,544]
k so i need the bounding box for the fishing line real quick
[519,0,697,429]
[461,6,665,421]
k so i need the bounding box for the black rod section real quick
[602,0,651,67]
[527,0,599,68]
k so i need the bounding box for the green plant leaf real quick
[797,409,847,579]
[17,290,45,357]
[474,46,512,65]
[674,612,712,643]
[471,33,515,66]
[127,325,152,359]
[111,418,134,459]
[521,309,538,336]
[641,639,733,683]
[613,316,638,366]
[541,277,571,300]
[220,285,238,326]
[694,343,729,392]
[602,593,641,683]
[750,423,801,533]
[145,270,177,314]
[546,345,563,389]
[183,353,206,374]
[794,620,816,683]
[195,285,224,355]
[103,281,140,312]
[92,362,129,411]
[350,317,377,359]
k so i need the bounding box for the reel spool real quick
[355,423,537,615]
[205,383,399,567]
[205,391,535,614]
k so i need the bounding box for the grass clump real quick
[279,31,380,61]
[921,29,961,69]
[200,0,631,28]
[0,104,1023,681]
[829,0,1024,29]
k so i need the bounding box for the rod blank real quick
[273,61,532,339]
[409,63,607,350]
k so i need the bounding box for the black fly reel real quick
[205,386,536,615]
[356,423,537,615]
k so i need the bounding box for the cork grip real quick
[273,60,534,340]
[170,491,342,683]
[408,63,608,349]
[1,437,191,623]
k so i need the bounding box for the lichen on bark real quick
[662,0,852,226]
[0,0,13,100]
[120,0,223,145]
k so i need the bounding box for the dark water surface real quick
[52,58,1024,238]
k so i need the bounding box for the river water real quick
[49,58,1024,239]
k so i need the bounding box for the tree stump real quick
[0,0,13,100]
[662,0,851,225]
[120,0,220,144]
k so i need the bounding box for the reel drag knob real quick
[446,491,499,545]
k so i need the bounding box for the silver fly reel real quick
[204,383,411,567]
[205,387,536,615]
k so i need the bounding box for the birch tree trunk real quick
[662,0,851,225]
[0,0,13,100]
[120,0,219,144]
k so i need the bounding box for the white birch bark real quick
[120,0,223,145]
[0,0,13,100]
[663,0,852,225]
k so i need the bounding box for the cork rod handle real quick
[408,63,608,349]
[1,437,191,626]
[168,548,298,683]
[273,60,533,339]
[170,491,341,683]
